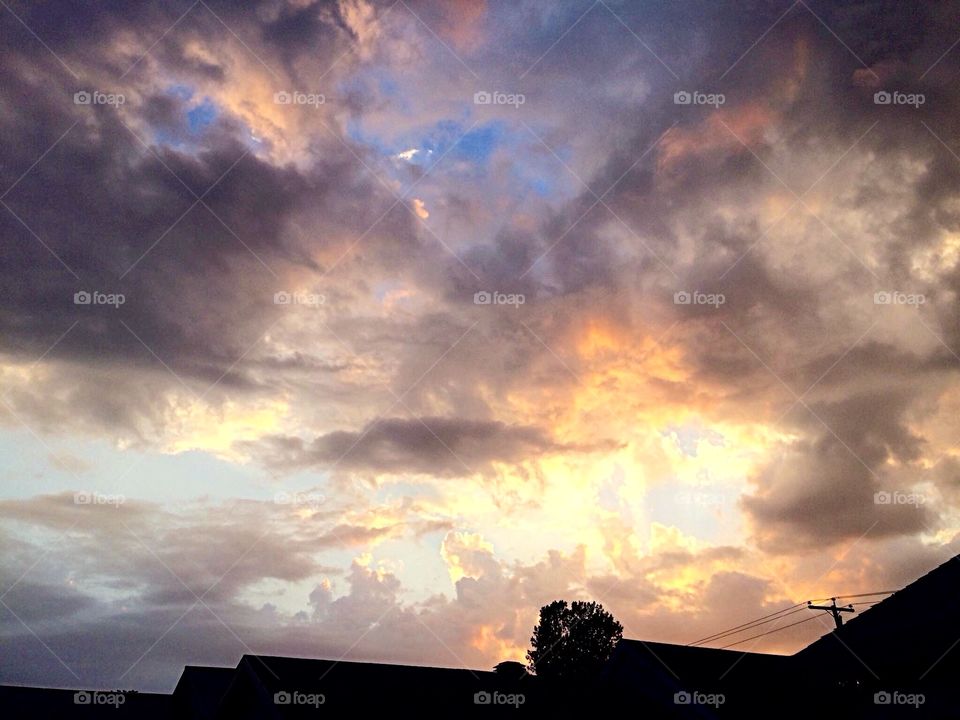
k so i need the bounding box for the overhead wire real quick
[718,615,821,650]
[687,605,808,646]
[688,590,896,648]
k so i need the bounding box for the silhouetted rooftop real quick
[0,684,171,718]
[795,554,960,683]
[171,665,236,719]
[5,554,959,717]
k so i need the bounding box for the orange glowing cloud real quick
[470,623,526,664]
[575,319,625,358]
[425,0,487,52]
[658,35,816,172]
[657,103,776,173]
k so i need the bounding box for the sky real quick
[1,0,959,693]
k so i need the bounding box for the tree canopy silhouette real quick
[526,600,623,679]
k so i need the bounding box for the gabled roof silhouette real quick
[171,665,236,719]
[601,554,960,715]
[606,638,791,686]
[601,639,793,715]
[4,553,959,717]
[0,685,171,718]
[794,554,960,683]
[216,654,528,716]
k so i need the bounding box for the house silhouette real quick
[3,553,958,717]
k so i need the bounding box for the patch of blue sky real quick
[449,121,504,163]
[149,86,221,149]
[350,113,507,166]
[349,110,574,207]
[527,176,554,197]
[377,74,401,100]
[186,98,218,134]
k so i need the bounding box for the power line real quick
[687,602,807,646]
[718,614,821,650]
[687,605,808,646]
[695,606,810,645]
[688,590,896,648]
[812,591,896,601]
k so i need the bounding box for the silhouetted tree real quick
[526,600,623,679]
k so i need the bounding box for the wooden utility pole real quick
[808,598,855,629]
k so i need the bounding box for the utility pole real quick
[808,598,855,629]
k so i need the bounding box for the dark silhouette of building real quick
[171,666,235,719]
[602,553,960,716]
[0,685,171,718]
[3,553,959,717]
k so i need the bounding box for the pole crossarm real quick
[808,598,855,629]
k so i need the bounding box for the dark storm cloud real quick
[0,92,382,369]
[1,0,954,551]
[740,383,945,551]
[0,493,574,691]
[0,491,422,686]
[0,0,445,445]
[516,0,960,287]
[247,417,618,476]
[489,0,960,550]
[2,0,960,691]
